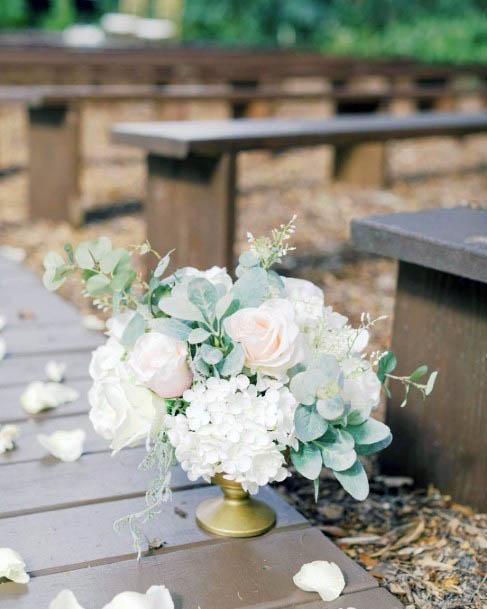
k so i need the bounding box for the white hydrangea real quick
[165,376,298,494]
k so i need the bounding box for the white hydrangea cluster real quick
[166,376,298,493]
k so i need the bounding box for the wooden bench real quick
[0,254,404,608]
[352,207,487,512]
[111,112,487,270]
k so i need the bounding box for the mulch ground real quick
[0,117,486,608]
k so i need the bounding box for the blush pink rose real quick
[128,332,193,398]
[224,299,300,378]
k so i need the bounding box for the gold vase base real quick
[196,475,276,538]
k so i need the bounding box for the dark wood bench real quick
[352,207,487,512]
[0,254,404,608]
[110,112,487,270]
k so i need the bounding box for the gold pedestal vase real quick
[196,473,276,538]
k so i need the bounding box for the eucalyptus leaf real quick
[159,295,205,323]
[355,434,393,456]
[232,267,269,307]
[409,364,428,382]
[89,237,112,262]
[200,344,223,365]
[150,318,191,341]
[74,243,94,270]
[316,396,345,421]
[86,273,111,296]
[333,459,369,500]
[121,312,146,348]
[289,369,322,406]
[322,447,357,471]
[316,428,355,453]
[193,355,210,377]
[188,278,218,320]
[294,405,328,442]
[377,351,397,383]
[188,327,212,344]
[221,342,245,377]
[154,250,173,278]
[346,418,391,445]
[100,249,126,275]
[43,251,64,270]
[267,270,286,296]
[110,269,136,292]
[291,443,322,480]
[238,251,260,267]
[215,292,234,320]
[425,371,438,395]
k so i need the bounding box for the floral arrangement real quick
[43,218,436,551]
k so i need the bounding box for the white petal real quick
[21,381,79,414]
[0,337,6,361]
[0,245,26,263]
[37,429,86,462]
[82,314,106,331]
[293,560,345,602]
[49,590,86,609]
[0,424,19,454]
[0,547,30,584]
[102,585,174,609]
[0,314,6,331]
[45,361,67,383]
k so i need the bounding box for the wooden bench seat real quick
[352,207,487,511]
[110,112,487,270]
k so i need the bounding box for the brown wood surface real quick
[381,262,487,511]
[147,152,236,270]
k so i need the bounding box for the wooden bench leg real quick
[146,152,237,272]
[381,261,487,512]
[334,142,386,188]
[28,104,82,225]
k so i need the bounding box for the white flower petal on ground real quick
[0,548,29,584]
[102,585,174,609]
[0,245,26,263]
[49,590,85,609]
[293,560,345,602]
[45,361,67,383]
[0,337,6,361]
[0,424,19,454]
[0,314,6,331]
[21,381,79,414]
[82,314,106,331]
[37,429,86,462]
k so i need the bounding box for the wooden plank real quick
[294,588,404,609]
[0,412,106,465]
[111,112,487,159]
[0,486,306,575]
[0,284,80,326]
[0,378,91,424]
[334,141,386,187]
[0,351,91,388]
[28,105,82,224]
[146,152,236,270]
[0,447,196,518]
[2,323,103,357]
[382,262,487,511]
[0,528,378,609]
[351,207,487,283]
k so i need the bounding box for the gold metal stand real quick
[196,473,276,538]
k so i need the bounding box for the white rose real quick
[128,332,193,399]
[0,547,29,584]
[341,357,381,420]
[102,585,174,609]
[89,374,161,452]
[89,337,125,381]
[224,298,300,378]
[106,310,136,342]
[170,266,232,298]
[283,277,324,335]
[293,560,345,601]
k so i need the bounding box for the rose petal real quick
[0,547,29,584]
[102,585,174,609]
[293,560,345,602]
[0,314,6,331]
[21,381,79,414]
[37,429,86,462]
[45,361,67,383]
[49,590,85,609]
[0,424,19,454]
[82,315,106,331]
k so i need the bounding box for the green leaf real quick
[346,418,391,445]
[188,278,218,321]
[150,318,191,341]
[316,396,345,421]
[215,293,239,321]
[334,460,369,500]
[294,405,328,442]
[425,371,438,395]
[200,344,223,365]
[110,269,136,292]
[159,295,205,323]
[289,369,322,406]
[74,242,95,270]
[313,478,320,502]
[221,343,245,377]
[291,443,322,480]
[63,243,74,264]
[355,434,393,456]
[100,249,126,275]
[267,270,286,296]
[238,251,260,267]
[188,327,212,344]
[409,365,428,382]
[377,351,397,383]
[317,428,355,453]
[43,251,64,270]
[232,267,269,307]
[322,447,357,471]
[86,273,111,296]
[121,312,146,348]
[89,237,112,262]
[154,250,173,279]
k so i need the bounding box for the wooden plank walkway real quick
[0,255,403,608]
